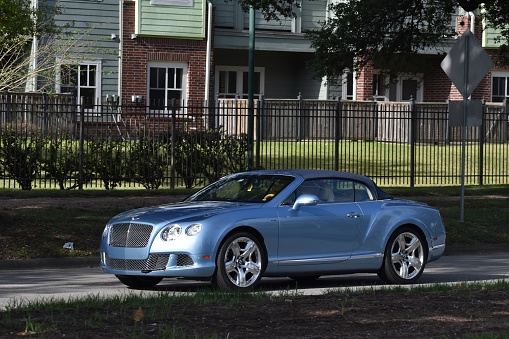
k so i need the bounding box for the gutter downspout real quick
[469,11,475,35]
[204,1,213,106]
[118,0,123,99]
[25,0,38,92]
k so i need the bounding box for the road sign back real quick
[441,28,493,98]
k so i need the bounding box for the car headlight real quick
[186,223,202,236]
[160,224,182,241]
[102,224,111,240]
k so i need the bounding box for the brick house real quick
[31,1,508,104]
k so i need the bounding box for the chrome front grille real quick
[109,223,153,247]
[105,254,170,271]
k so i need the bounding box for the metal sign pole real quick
[460,34,470,222]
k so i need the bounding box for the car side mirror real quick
[292,194,320,210]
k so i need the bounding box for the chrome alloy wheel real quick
[223,236,262,288]
[390,232,425,280]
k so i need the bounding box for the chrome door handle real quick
[347,212,361,218]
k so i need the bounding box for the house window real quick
[361,71,423,102]
[492,72,509,102]
[341,72,354,100]
[215,67,264,99]
[58,62,100,109]
[148,62,187,110]
[372,73,388,101]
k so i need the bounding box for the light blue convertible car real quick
[100,169,446,290]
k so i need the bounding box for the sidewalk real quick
[1,244,508,271]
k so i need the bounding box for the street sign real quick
[441,28,493,98]
[440,28,493,223]
[449,100,483,126]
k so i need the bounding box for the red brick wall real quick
[356,61,374,101]
[121,0,213,105]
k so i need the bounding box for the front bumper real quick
[100,251,216,278]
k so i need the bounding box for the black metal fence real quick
[0,92,508,189]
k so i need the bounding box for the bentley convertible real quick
[100,169,446,290]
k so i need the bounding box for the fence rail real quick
[1,93,508,190]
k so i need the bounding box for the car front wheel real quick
[213,232,266,291]
[378,227,427,284]
[115,275,163,288]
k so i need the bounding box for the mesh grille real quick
[176,254,194,267]
[105,254,170,271]
[109,223,153,247]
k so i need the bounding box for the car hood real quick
[109,201,259,225]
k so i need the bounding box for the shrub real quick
[41,138,86,190]
[0,126,43,190]
[129,134,169,190]
[87,139,126,190]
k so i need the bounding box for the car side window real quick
[282,179,375,205]
[353,182,374,202]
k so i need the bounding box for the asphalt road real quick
[1,253,509,309]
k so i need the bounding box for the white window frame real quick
[367,71,423,102]
[341,71,356,100]
[394,74,423,102]
[55,59,102,112]
[150,0,194,7]
[215,66,265,99]
[147,61,188,115]
[491,71,509,102]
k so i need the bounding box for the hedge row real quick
[0,127,248,190]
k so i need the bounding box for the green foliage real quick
[0,0,61,44]
[0,125,248,190]
[130,134,169,190]
[306,0,509,83]
[87,139,126,190]
[173,129,247,188]
[41,138,90,190]
[0,126,43,190]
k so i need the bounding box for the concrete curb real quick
[1,245,508,271]
[0,256,100,271]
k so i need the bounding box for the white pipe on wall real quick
[205,1,213,105]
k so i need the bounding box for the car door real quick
[276,179,364,266]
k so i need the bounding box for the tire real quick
[212,232,266,291]
[378,227,427,284]
[115,275,163,288]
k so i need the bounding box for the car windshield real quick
[187,174,295,203]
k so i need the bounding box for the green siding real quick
[54,0,120,97]
[301,0,326,31]
[482,26,502,48]
[137,0,206,39]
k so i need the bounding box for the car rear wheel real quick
[378,227,427,284]
[213,232,266,291]
[115,275,163,288]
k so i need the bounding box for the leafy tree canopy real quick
[0,0,61,45]
[233,0,298,21]
[303,0,509,84]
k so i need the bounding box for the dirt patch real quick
[0,195,187,211]
[1,287,509,337]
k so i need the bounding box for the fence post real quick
[255,93,264,169]
[409,97,416,188]
[78,98,85,190]
[505,98,509,142]
[170,98,176,189]
[479,98,485,185]
[297,93,302,142]
[334,96,342,171]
